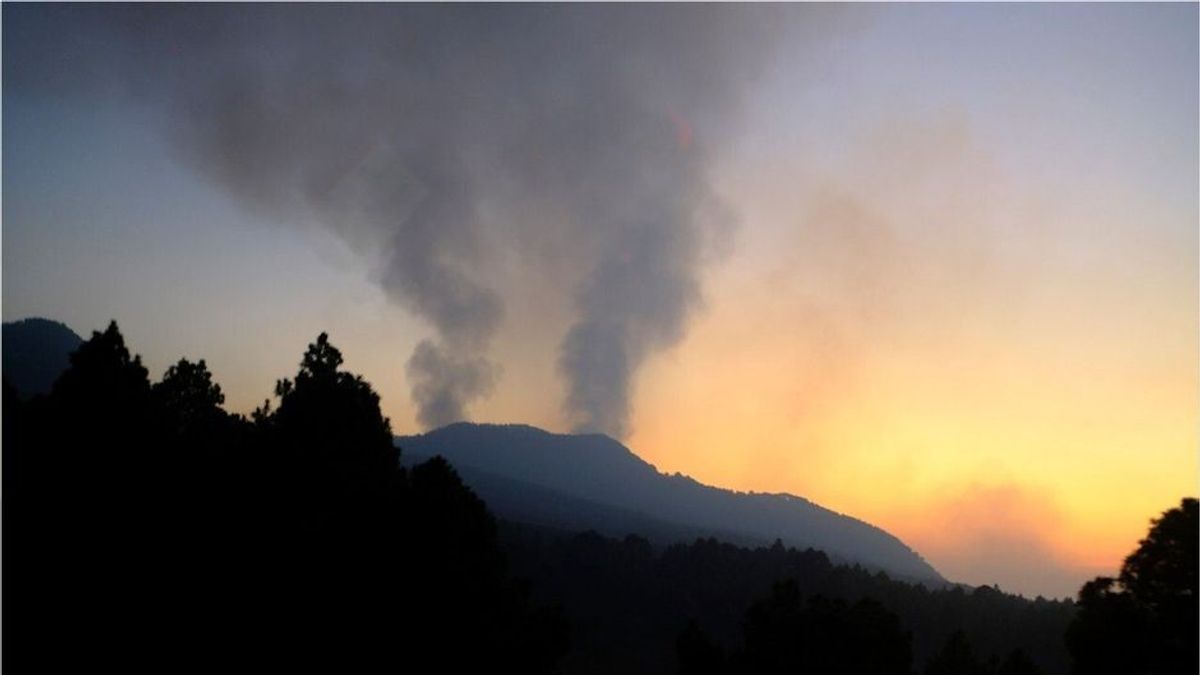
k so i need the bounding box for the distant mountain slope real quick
[397,422,944,583]
[399,455,762,549]
[2,318,83,398]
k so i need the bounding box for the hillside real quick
[2,318,83,398]
[398,422,944,584]
[497,523,1075,674]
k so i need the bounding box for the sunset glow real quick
[4,3,1195,601]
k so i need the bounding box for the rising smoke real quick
[5,4,787,436]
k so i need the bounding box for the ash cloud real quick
[5,4,789,435]
[406,340,498,430]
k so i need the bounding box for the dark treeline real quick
[499,525,1072,674]
[3,322,1195,674]
[4,323,567,672]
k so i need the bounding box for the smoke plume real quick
[5,4,784,435]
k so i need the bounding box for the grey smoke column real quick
[4,4,783,434]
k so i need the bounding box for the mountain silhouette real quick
[4,318,940,582]
[2,317,83,398]
[398,422,944,583]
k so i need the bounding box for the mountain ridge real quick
[1,318,942,584]
[2,317,84,398]
[397,421,944,584]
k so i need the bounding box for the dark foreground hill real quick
[2,317,83,398]
[497,522,1075,674]
[398,422,943,584]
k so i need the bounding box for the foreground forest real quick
[3,323,1195,674]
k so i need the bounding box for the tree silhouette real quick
[1066,497,1198,675]
[996,649,1042,675]
[925,630,990,675]
[5,321,171,670]
[51,320,150,410]
[271,332,397,483]
[677,619,727,675]
[235,332,568,671]
[5,324,568,673]
[1116,498,1198,629]
[153,358,225,435]
[733,579,913,674]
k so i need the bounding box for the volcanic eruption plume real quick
[6,3,787,435]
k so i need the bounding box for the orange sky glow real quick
[5,4,1195,601]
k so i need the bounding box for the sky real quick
[3,4,1196,600]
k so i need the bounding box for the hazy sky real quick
[4,3,1196,599]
